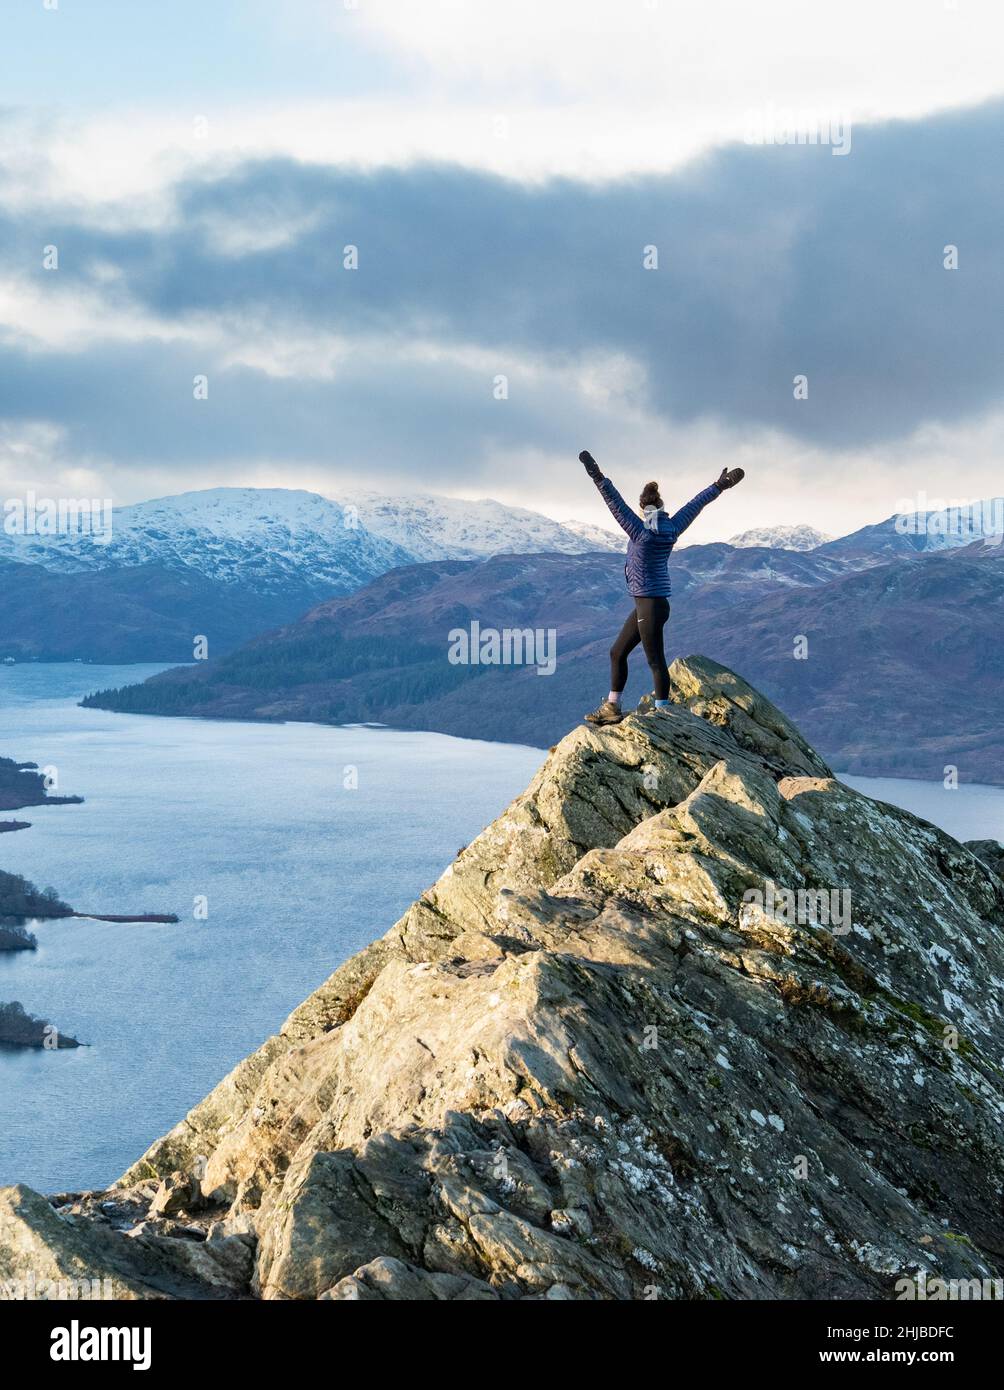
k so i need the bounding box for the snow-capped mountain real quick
[338,491,624,561]
[0,487,626,604]
[728,524,832,551]
[818,497,1004,561]
[0,489,414,603]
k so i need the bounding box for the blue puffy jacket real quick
[598,477,721,597]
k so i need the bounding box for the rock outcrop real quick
[966,839,1004,881]
[3,657,1004,1301]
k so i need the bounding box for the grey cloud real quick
[1,98,1002,474]
[0,336,610,490]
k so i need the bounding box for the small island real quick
[0,868,82,1048]
[0,920,39,951]
[0,756,84,816]
[1,868,180,938]
[1,748,176,1049]
[0,871,73,948]
[0,1001,81,1050]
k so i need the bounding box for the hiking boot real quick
[584,699,624,726]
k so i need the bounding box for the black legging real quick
[609,596,670,699]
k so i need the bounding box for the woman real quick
[579,449,745,724]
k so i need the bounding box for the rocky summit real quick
[3,656,1003,1301]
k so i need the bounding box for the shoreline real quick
[78,695,1004,790]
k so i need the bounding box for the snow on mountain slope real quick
[559,518,626,552]
[728,524,832,551]
[0,487,626,602]
[819,497,1004,561]
[339,491,625,560]
[0,489,414,601]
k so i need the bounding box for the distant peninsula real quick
[0,756,84,814]
[0,870,73,943]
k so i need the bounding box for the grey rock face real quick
[3,657,1003,1300]
[965,839,1004,880]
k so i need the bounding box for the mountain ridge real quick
[0,486,622,595]
[818,497,1004,563]
[0,486,627,661]
[82,542,1004,782]
[340,489,624,561]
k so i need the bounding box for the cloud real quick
[8,1,1003,198]
[352,0,1004,127]
[0,331,621,490]
[0,99,1002,530]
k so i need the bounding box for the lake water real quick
[1,666,1002,1195]
[0,664,545,1193]
[842,775,1004,845]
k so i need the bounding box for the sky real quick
[1,0,1002,540]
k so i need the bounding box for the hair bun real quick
[639,480,663,508]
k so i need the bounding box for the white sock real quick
[607,691,622,706]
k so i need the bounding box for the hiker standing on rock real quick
[579,450,745,725]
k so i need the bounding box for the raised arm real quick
[579,451,645,541]
[665,467,745,540]
[664,485,720,540]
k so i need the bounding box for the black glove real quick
[715,467,745,491]
[579,450,603,483]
